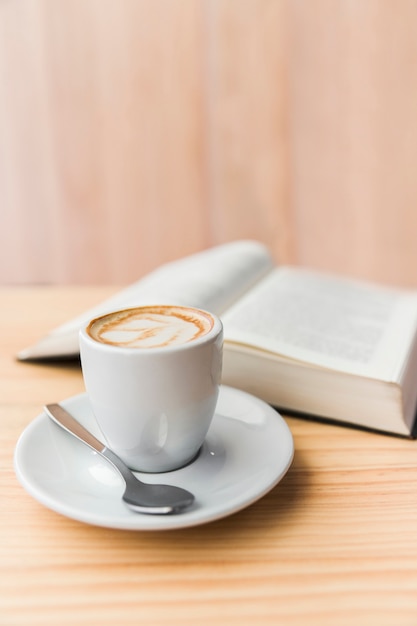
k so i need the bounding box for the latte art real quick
[87,305,214,348]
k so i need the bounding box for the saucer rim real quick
[14,385,294,531]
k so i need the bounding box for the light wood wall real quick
[1,0,417,287]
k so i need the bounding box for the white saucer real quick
[14,386,294,530]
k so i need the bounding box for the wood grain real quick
[288,0,417,285]
[0,0,209,284]
[2,1,417,286]
[1,286,417,625]
[205,0,293,261]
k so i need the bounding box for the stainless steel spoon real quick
[44,404,195,515]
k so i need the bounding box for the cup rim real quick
[79,304,223,353]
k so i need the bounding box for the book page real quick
[222,267,417,380]
[18,240,274,359]
[55,240,274,331]
[127,239,274,314]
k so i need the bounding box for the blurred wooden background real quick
[1,0,417,286]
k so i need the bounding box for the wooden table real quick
[2,286,417,625]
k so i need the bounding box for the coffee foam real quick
[87,305,214,349]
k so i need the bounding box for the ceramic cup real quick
[79,304,223,472]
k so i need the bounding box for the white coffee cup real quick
[79,304,223,472]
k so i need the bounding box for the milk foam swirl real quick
[87,305,214,348]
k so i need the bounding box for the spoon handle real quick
[44,403,106,454]
[45,403,140,480]
[45,403,141,483]
[44,403,195,515]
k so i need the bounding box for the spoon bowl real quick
[44,404,195,515]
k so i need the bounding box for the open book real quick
[19,240,417,437]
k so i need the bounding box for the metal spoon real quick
[44,403,195,515]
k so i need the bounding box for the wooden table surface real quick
[2,286,417,626]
